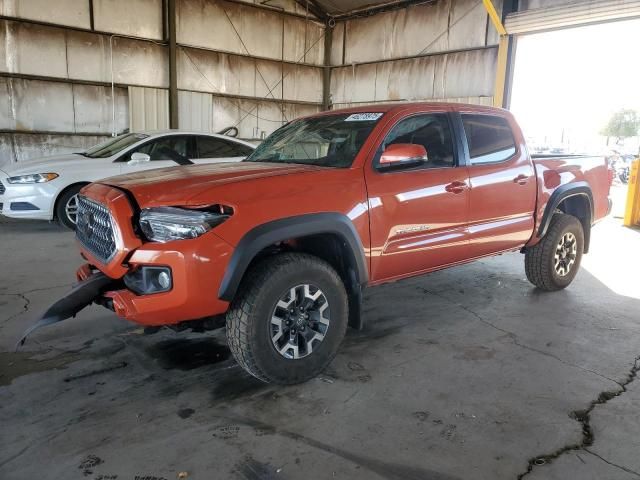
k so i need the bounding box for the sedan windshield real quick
[83,133,149,158]
[246,113,383,168]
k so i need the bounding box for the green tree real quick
[601,109,640,145]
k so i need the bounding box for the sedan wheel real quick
[55,185,85,230]
[65,194,79,226]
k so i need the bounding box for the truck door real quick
[459,113,536,257]
[365,112,470,282]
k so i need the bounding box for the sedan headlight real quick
[7,173,59,184]
[139,207,229,243]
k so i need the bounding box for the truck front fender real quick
[218,213,368,302]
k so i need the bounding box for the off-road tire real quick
[525,213,584,291]
[55,185,83,230]
[226,253,348,384]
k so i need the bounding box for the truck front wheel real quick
[525,213,584,291]
[226,253,348,384]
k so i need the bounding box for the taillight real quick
[607,166,614,186]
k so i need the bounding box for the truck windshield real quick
[83,133,149,158]
[246,113,383,168]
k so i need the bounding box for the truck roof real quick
[306,101,509,120]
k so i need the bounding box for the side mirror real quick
[127,152,151,166]
[379,143,428,170]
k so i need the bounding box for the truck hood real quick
[1,152,98,176]
[100,162,328,207]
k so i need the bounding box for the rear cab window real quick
[461,114,516,165]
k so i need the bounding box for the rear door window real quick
[197,136,253,158]
[462,115,516,165]
[135,136,190,161]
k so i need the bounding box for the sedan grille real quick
[0,180,5,195]
[76,195,117,264]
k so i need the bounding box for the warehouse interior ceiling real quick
[301,0,437,18]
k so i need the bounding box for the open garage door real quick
[505,0,640,34]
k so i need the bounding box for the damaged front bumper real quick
[18,234,235,344]
[17,271,116,348]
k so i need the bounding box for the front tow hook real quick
[16,272,116,349]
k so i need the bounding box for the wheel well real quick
[557,194,592,253]
[246,233,364,329]
[53,182,89,219]
[248,233,359,293]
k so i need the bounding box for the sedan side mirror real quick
[128,152,151,166]
[379,143,428,170]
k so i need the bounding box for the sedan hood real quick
[1,153,94,176]
[100,162,327,207]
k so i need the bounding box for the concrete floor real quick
[1,186,639,480]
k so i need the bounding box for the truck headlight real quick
[7,173,59,184]
[139,206,229,243]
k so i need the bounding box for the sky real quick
[509,18,640,154]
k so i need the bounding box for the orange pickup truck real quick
[24,103,612,384]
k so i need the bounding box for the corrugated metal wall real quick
[0,0,505,163]
[175,0,324,138]
[329,0,502,108]
[129,87,170,131]
[0,0,167,163]
[0,0,322,162]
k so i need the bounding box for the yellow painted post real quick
[482,0,509,108]
[482,0,507,35]
[623,159,640,227]
[494,36,509,108]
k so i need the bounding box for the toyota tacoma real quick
[22,103,612,384]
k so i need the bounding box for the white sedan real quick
[0,131,255,229]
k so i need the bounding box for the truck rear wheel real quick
[525,213,584,291]
[226,253,348,384]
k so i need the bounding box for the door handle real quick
[513,174,529,185]
[445,181,468,194]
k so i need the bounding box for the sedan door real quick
[120,135,192,173]
[193,136,254,164]
[365,112,470,282]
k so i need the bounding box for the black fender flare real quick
[537,181,593,246]
[218,213,369,302]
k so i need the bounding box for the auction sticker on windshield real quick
[345,113,383,121]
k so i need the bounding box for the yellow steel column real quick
[493,36,510,108]
[482,0,510,108]
[482,0,507,36]
[623,159,640,227]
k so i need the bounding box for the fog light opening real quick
[124,266,172,295]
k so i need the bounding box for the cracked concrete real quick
[520,357,640,479]
[420,287,624,387]
[1,199,639,479]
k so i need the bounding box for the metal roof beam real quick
[294,0,329,22]
[329,0,437,21]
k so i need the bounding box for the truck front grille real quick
[76,195,117,264]
[0,180,5,195]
